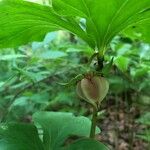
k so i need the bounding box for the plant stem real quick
[96,54,104,71]
[90,106,98,138]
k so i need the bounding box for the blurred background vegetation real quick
[0,0,150,150]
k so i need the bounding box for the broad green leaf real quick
[124,19,150,43]
[114,56,130,72]
[0,0,90,48]
[33,111,100,150]
[0,123,44,150]
[52,0,150,50]
[65,138,109,150]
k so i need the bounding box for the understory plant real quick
[0,0,149,149]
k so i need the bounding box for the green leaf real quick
[124,23,150,43]
[52,0,150,49]
[133,67,149,79]
[136,112,150,125]
[0,123,44,150]
[123,10,150,43]
[65,138,109,150]
[0,54,27,60]
[33,111,100,150]
[33,50,67,59]
[0,0,89,48]
[136,130,150,142]
[114,56,130,72]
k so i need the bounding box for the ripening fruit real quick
[76,75,109,108]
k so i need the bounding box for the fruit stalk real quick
[90,106,98,138]
[76,73,109,139]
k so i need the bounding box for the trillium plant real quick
[0,0,149,150]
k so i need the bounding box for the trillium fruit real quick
[76,75,109,108]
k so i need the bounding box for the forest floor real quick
[97,97,149,150]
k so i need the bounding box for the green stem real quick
[90,106,98,138]
[96,53,104,71]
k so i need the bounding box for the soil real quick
[96,97,149,150]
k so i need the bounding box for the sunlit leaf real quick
[33,111,100,150]
[0,0,89,48]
